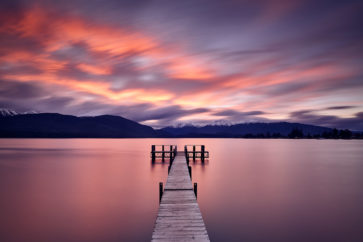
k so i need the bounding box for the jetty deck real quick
[151,147,209,241]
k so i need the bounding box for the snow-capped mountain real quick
[172,119,234,128]
[0,108,19,117]
[0,108,38,117]
[22,110,39,115]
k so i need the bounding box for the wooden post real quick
[170,145,173,161]
[168,165,171,174]
[201,145,205,163]
[194,183,197,198]
[162,145,165,162]
[159,182,163,203]
[152,145,155,162]
[184,146,188,164]
[188,166,192,179]
[193,145,196,161]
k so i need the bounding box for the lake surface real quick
[0,139,362,241]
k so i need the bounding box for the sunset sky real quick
[0,0,362,129]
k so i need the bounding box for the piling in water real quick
[159,182,163,203]
[194,183,197,198]
[193,145,196,161]
[201,145,205,163]
[162,145,165,162]
[152,145,156,162]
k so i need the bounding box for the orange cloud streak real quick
[0,6,215,102]
[77,64,111,76]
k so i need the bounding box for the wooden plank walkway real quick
[152,153,210,241]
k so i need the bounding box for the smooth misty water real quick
[0,139,362,242]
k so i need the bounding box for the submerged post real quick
[201,145,205,163]
[162,145,165,162]
[152,145,156,162]
[193,145,196,161]
[159,182,163,203]
[184,146,188,164]
[194,183,197,198]
[170,145,173,161]
[188,165,192,179]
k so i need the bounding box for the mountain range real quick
[161,122,332,137]
[0,108,348,138]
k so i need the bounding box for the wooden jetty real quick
[151,145,210,241]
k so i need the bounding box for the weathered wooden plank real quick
[152,152,209,241]
[152,237,209,241]
[152,233,209,237]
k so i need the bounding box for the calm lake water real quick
[0,139,362,242]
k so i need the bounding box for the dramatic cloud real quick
[289,110,363,131]
[0,0,362,129]
[325,106,356,110]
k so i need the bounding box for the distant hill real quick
[160,122,333,138]
[0,112,157,138]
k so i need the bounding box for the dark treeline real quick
[237,128,362,139]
